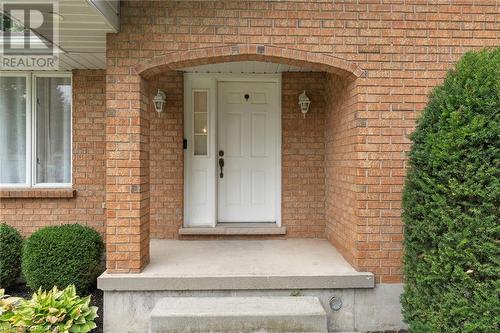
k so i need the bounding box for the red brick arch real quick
[135,44,365,79]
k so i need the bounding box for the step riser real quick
[150,315,327,333]
[149,296,328,333]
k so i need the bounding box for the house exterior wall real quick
[0,70,106,236]
[1,1,497,280]
[104,0,498,276]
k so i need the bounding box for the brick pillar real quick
[105,74,150,273]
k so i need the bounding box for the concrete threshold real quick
[179,222,286,235]
[98,239,375,291]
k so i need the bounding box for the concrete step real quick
[149,296,328,333]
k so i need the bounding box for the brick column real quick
[105,74,150,273]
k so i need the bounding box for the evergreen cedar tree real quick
[401,47,499,333]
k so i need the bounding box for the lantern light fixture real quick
[298,90,311,118]
[153,89,166,113]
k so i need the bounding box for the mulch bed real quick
[5,283,103,333]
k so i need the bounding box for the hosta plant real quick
[0,289,23,333]
[4,285,98,333]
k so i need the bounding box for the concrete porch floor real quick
[98,239,374,291]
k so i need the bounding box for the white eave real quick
[86,0,119,32]
[1,0,119,70]
[58,0,119,69]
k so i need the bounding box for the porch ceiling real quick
[98,239,374,291]
[181,61,315,74]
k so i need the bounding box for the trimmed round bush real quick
[22,224,104,293]
[401,48,499,333]
[0,223,23,288]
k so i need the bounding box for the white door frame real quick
[184,73,282,228]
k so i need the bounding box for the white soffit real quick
[58,0,119,69]
[1,0,119,70]
[181,61,314,74]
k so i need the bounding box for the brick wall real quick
[148,71,184,239]
[325,75,360,268]
[282,72,327,238]
[0,70,106,236]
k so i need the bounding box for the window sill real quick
[0,188,76,199]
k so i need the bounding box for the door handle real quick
[218,157,224,178]
[218,150,224,178]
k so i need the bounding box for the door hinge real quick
[183,139,187,150]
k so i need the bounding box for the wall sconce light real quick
[298,90,311,118]
[153,89,166,113]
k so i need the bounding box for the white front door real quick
[217,81,278,222]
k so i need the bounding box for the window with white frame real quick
[0,73,72,187]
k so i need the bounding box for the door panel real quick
[218,82,278,222]
[251,113,267,157]
[225,113,243,157]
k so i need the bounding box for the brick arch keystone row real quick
[134,45,365,79]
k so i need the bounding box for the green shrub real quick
[1,285,98,333]
[401,47,500,333]
[22,224,104,294]
[0,224,23,289]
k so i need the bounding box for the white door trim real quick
[184,73,282,227]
